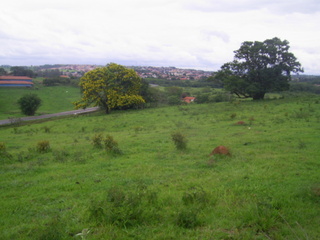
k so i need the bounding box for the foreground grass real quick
[1,94,320,239]
[0,85,81,119]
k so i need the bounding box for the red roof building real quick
[182,97,196,103]
[0,76,33,87]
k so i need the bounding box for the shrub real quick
[168,96,182,105]
[195,93,210,104]
[171,132,187,150]
[17,93,42,116]
[230,113,237,119]
[37,140,50,153]
[92,133,103,148]
[42,126,51,133]
[104,135,122,154]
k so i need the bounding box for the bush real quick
[171,132,187,150]
[37,140,50,153]
[168,96,182,105]
[92,133,104,148]
[104,135,122,155]
[17,94,42,116]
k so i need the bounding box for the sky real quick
[1,0,320,74]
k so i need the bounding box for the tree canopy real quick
[214,37,303,100]
[74,63,145,113]
[10,66,36,78]
[0,68,7,75]
[18,94,42,116]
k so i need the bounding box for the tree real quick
[10,66,36,77]
[214,37,303,100]
[0,67,7,75]
[74,63,145,114]
[18,94,42,116]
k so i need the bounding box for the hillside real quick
[0,85,81,119]
[1,94,320,239]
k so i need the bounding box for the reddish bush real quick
[236,121,246,125]
[210,146,231,156]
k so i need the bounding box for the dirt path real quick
[0,107,99,126]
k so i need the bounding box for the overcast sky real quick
[1,0,320,74]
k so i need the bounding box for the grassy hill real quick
[0,83,81,119]
[1,94,320,239]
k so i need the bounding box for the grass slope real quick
[0,85,81,119]
[1,94,320,239]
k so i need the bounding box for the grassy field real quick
[0,93,320,239]
[0,84,81,119]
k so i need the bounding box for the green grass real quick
[0,83,81,119]
[1,94,320,239]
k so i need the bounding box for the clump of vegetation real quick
[52,150,69,162]
[230,113,237,119]
[92,134,122,154]
[36,140,51,153]
[171,131,188,150]
[104,135,122,155]
[182,186,210,206]
[88,186,159,228]
[17,93,42,116]
[42,126,51,133]
[176,208,201,229]
[0,142,6,152]
[0,142,12,160]
[92,133,104,148]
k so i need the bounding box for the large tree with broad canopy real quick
[74,63,145,113]
[214,37,303,100]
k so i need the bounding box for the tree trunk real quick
[252,92,265,100]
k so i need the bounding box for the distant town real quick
[1,64,213,80]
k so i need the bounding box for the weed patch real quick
[104,135,122,155]
[88,186,160,228]
[171,131,188,150]
[176,208,202,229]
[182,186,210,206]
[36,140,51,153]
[92,133,104,148]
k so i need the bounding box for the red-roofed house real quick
[182,97,196,103]
[0,76,33,87]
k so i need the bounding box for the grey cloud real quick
[202,30,230,43]
[183,0,320,14]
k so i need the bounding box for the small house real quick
[182,97,196,103]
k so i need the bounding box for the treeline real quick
[144,78,220,88]
[0,66,37,78]
[294,75,320,84]
[289,75,320,94]
[42,77,80,87]
[290,82,320,94]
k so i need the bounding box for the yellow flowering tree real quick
[74,63,145,113]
